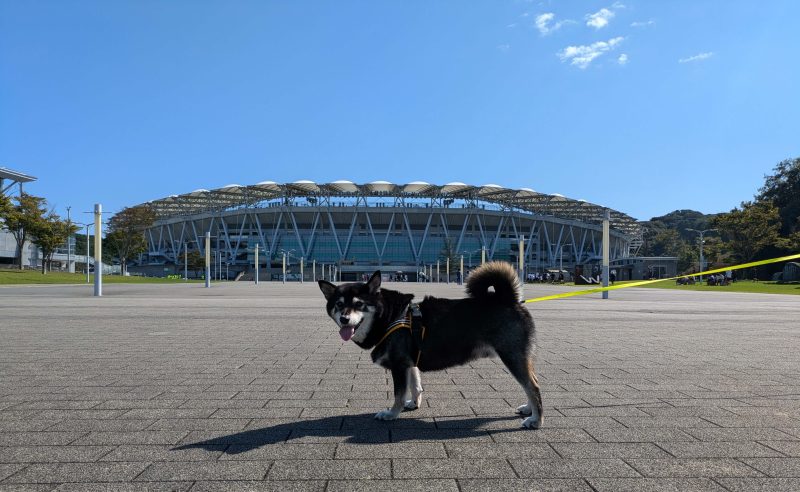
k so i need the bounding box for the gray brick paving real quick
[1,282,799,489]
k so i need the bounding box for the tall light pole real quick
[205,232,211,288]
[282,252,286,284]
[602,209,610,300]
[66,206,72,273]
[93,204,102,297]
[687,228,717,280]
[254,243,259,285]
[518,235,525,280]
[184,242,188,281]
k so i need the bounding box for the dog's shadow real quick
[175,413,524,454]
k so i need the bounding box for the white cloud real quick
[507,23,517,28]
[630,19,655,28]
[679,52,714,63]
[535,13,555,34]
[497,44,511,52]
[617,53,628,65]
[558,36,624,69]
[586,7,615,29]
[534,12,573,35]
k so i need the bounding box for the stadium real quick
[131,181,643,282]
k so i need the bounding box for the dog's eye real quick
[335,301,344,309]
[353,301,363,309]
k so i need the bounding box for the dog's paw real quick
[522,415,542,429]
[516,403,532,416]
[374,409,400,421]
[403,400,419,411]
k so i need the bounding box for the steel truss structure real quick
[135,181,639,277]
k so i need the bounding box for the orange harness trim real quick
[374,309,426,367]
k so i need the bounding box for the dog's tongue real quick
[339,326,355,341]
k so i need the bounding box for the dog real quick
[317,261,543,428]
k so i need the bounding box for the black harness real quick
[374,302,426,366]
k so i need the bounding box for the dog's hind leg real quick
[375,366,409,420]
[498,351,543,429]
[404,367,423,411]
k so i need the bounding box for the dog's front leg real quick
[374,367,408,420]
[404,366,423,410]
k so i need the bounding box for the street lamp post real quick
[687,228,718,280]
[602,209,610,299]
[84,225,90,283]
[66,206,72,273]
[93,204,102,297]
[254,243,259,285]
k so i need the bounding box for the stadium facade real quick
[133,181,642,281]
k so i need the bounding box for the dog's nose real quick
[339,316,349,325]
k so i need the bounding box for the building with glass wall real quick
[131,181,642,281]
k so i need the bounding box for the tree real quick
[186,250,205,277]
[712,201,783,270]
[439,237,460,278]
[105,206,156,275]
[758,157,800,236]
[30,214,78,274]
[0,193,48,269]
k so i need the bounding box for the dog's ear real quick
[318,280,336,300]
[367,270,381,294]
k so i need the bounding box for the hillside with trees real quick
[640,157,800,278]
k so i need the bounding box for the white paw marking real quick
[516,403,532,416]
[522,415,542,429]
[403,400,418,410]
[374,409,400,420]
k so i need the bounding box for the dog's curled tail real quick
[465,261,523,304]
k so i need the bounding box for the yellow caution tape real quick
[523,252,800,303]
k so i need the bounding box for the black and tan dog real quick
[318,261,543,428]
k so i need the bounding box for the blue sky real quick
[1,0,798,222]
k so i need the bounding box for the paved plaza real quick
[1,280,800,491]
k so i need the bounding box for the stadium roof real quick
[0,167,37,196]
[139,180,640,235]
